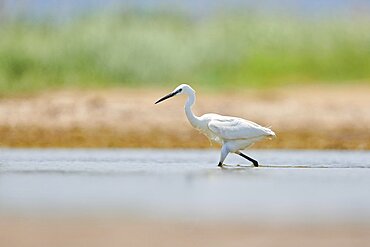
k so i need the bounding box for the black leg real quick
[238,152,259,167]
[218,162,223,167]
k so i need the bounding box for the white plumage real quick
[155,84,275,167]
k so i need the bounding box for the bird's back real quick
[201,113,275,141]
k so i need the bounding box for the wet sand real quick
[1,217,369,247]
[0,85,369,149]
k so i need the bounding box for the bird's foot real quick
[218,162,223,167]
[253,161,259,167]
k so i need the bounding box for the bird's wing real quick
[208,116,274,140]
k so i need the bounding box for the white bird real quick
[155,84,275,167]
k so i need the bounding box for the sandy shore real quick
[1,217,369,247]
[0,85,369,149]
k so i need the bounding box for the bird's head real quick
[155,84,195,104]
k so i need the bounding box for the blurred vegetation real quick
[0,11,369,93]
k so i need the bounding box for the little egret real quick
[155,84,275,167]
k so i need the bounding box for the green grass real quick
[0,11,369,93]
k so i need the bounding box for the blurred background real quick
[0,0,369,149]
[0,0,369,92]
[0,2,370,246]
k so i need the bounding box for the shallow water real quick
[0,149,369,223]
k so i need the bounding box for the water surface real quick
[0,149,369,223]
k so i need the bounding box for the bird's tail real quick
[264,126,276,139]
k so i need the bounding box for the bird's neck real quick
[184,92,201,128]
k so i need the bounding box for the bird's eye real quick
[178,89,182,92]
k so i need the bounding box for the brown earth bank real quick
[0,217,369,247]
[0,85,369,149]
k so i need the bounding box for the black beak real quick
[155,90,180,104]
